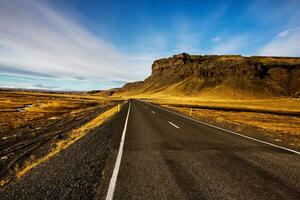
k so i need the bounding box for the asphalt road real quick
[1,99,299,200]
[105,99,300,200]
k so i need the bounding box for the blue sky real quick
[0,0,300,90]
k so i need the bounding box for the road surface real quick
[104,99,300,200]
[1,99,299,200]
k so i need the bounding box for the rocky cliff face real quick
[118,53,300,98]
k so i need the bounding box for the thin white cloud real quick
[210,35,249,55]
[278,27,300,38]
[0,0,150,84]
[142,5,229,56]
[212,37,221,42]
[259,27,300,56]
[278,30,290,38]
[32,83,59,90]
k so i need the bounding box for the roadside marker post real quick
[189,108,192,116]
[118,104,120,112]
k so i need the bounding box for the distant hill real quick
[90,89,119,97]
[0,88,87,95]
[114,53,300,99]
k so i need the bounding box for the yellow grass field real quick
[0,90,123,186]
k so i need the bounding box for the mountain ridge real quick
[115,53,300,99]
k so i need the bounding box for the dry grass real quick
[217,56,244,61]
[26,101,80,112]
[0,91,115,133]
[0,90,123,187]
[255,57,300,64]
[0,178,10,187]
[145,97,300,114]
[15,104,121,178]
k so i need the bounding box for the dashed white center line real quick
[151,111,155,114]
[168,121,180,129]
[140,100,300,155]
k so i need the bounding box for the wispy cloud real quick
[278,30,290,38]
[259,27,300,56]
[212,36,221,43]
[1,0,299,91]
[278,27,300,38]
[210,35,249,55]
[0,0,149,86]
[32,83,59,90]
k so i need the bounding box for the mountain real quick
[115,53,300,99]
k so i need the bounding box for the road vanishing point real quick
[1,99,300,200]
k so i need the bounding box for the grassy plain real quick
[0,90,122,186]
[146,97,300,114]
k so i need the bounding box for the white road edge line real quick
[151,110,155,114]
[106,101,131,200]
[139,100,300,155]
[168,121,180,129]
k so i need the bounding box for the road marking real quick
[106,102,131,200]
[151,111,155,114]
[140,100,300,155]
[168,121,180,129]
